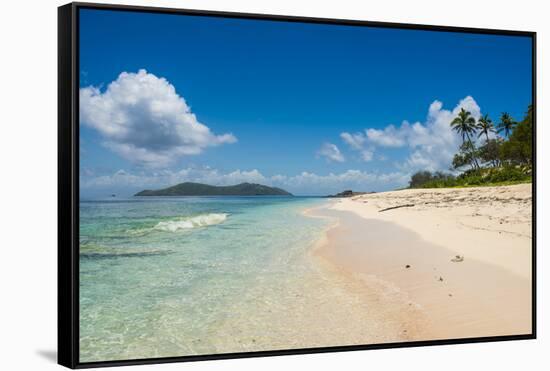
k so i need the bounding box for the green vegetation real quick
[135,182,293,196]
[409,167,531,189]
[409,104,533,189]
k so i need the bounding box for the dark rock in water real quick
[326,190,373,198]
[336,190,355,197]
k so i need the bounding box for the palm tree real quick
[477,114,495,142]
[450,108,479,168]
[497,112,515,138]
[451,108,478,144]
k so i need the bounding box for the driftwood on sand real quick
[378,204,415,212]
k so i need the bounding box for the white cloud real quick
[277,169,408,194]
[360,149,374,162]
[82,167,266,190]
[80,69,236,168]
[317,142,345,162]
[340,96,482,172]
[402,96,481,171]
[340,132,374,162]
[81,167,409,196]
[340,132,366,150]
[366,125,406,147]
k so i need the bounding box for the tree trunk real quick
[466,133,480,169]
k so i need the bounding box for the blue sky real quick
[79,8,532,197]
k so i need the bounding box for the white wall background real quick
[0,0,546,369]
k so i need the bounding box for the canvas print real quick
[78,8,533,363]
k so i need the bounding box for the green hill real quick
[134,182,293,196]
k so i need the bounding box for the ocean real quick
[79,196,332,362]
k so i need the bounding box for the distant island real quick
[135,182,293,196]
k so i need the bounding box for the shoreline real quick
[204,199,422,355]
[80,188,532,362]
[308,184,532,340]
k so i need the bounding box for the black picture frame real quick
[58,2,537,369]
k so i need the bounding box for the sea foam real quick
[154,213,228,232]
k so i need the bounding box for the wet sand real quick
[311,184,532,340]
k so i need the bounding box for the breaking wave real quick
[153,213,228,232]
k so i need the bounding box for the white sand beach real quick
[312,184,532,340]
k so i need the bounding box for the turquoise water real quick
[79,196,330,362]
